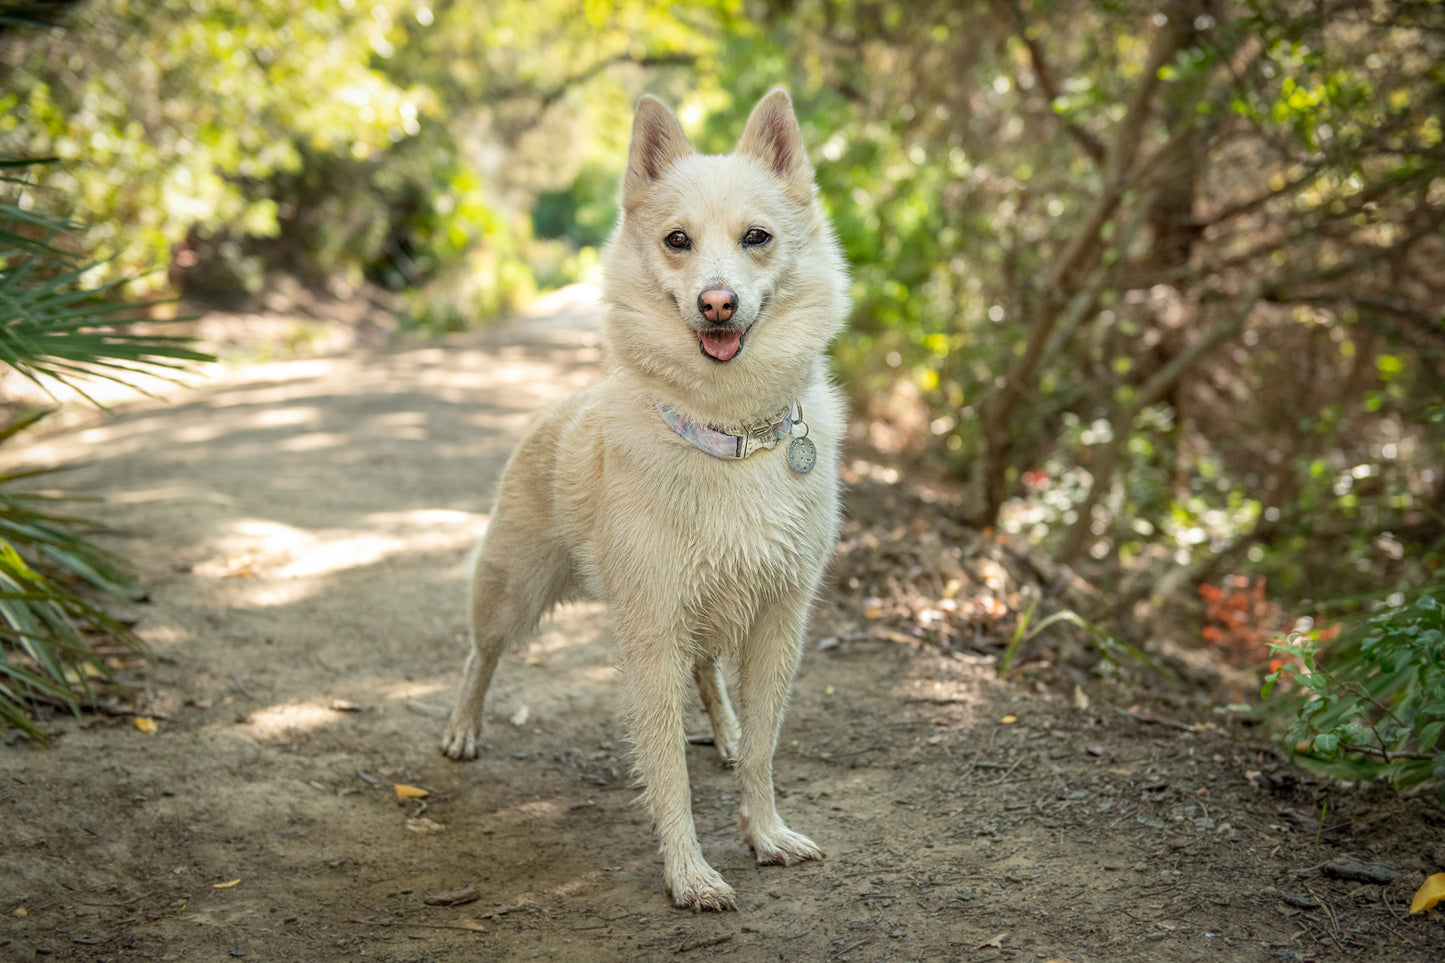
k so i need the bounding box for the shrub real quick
[1263,589,1445,796]
[1,153,211,739]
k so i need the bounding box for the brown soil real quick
[2,289,1442,962]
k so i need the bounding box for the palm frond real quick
[0,154,208,739]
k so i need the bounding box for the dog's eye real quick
[742,228,771,248]
[664,231,691,251]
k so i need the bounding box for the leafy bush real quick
[1264,589,1445,796]
[1,153,211,739]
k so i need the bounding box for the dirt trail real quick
[2,291,1442,963]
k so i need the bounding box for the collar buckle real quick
[740,418,785,458]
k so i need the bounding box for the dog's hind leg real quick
[735,600,825,867]
[442,534,570,761]
[692,655,740,767]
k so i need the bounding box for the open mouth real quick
[696,294,763,363]
[698,326,750,363]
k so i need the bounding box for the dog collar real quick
[658,402,816,474]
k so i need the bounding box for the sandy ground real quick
[2,289,1443,962]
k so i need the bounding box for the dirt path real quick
[2,292,1442,962]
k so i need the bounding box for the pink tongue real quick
[700,330,742,361]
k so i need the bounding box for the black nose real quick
[697,287,738,323]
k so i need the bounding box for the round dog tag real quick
[787,436,816,474]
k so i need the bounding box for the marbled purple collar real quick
[657,403,796,461]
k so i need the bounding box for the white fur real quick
[441,89,850,912]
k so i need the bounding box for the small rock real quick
[424,886,479,907]
[1322,856,1400,884]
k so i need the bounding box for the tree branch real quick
[1006,0,1107,164]
[1057,281,1265,562]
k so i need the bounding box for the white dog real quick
[441,88,849,911]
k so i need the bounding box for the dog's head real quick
[603,89,849,421]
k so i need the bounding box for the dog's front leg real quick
[735,602,825,867]
[619,624,736,912]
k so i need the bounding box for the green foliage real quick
[0,0,723,321]
[0,409,143,740]
[1264,589,1445,796]
[998,599,1149,678]
[1,0,427,291]
[0,152,211,738]
[1,156,213,399]
[739,0,1445,620]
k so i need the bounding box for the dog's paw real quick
[440,725,481,761]
[747,824,824,867]
[713,732,739,769]
[669,867,737,913]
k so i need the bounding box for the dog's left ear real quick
[737,88,814,201]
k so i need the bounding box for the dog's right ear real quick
[622,95,694,208]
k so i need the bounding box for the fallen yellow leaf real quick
[1410,872,1445,913]
[394,784,430,799]
[1000,715,1017,724]
[132,717,158,734]
[213,879,241,890]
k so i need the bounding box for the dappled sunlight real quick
[250,405,322,428]
[895,654,997,733]
[190,510,486,604]
[134,623,192,651]
[527,603,610,658]
[239,699,353,741]
[110,485,235,507]
[374,679,451,704]
[275,432,351,453]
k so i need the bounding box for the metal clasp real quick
[740,419,782,458]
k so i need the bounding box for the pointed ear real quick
[736,88,814,199]
[622,95,694,208]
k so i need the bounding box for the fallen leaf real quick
[1000,715,1017,724]
[979,932,1007,949]
[213,879,241,889]
[463,920,487,932]
[394,784,430,799]
[1411,872,1445,913]
[133,717,158,734]
[12,907,27,918]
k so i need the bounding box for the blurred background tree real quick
[1,0,1441,653]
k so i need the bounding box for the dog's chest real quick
[682,465,824,573]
